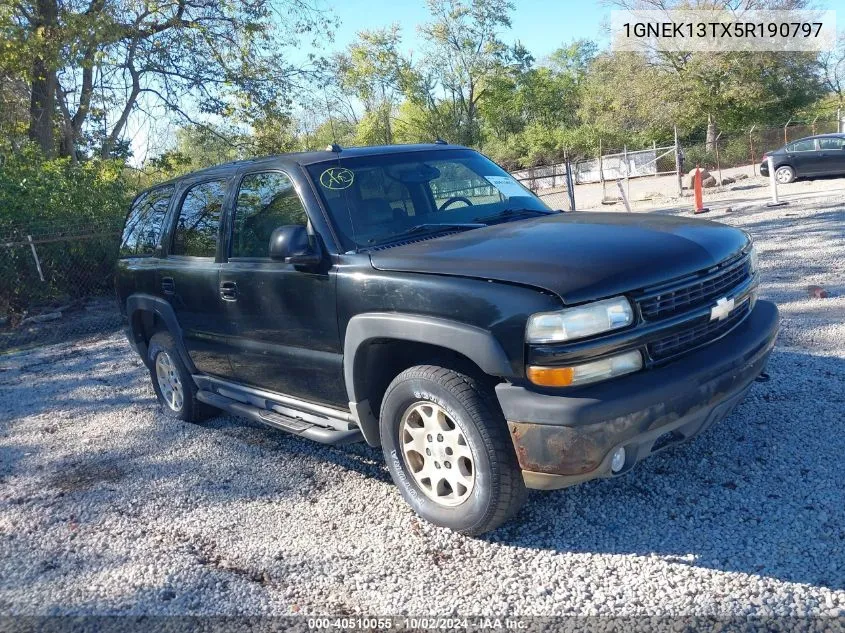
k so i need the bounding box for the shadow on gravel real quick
[484,347,845,592]
[0,344,145,419]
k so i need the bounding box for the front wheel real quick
[775,165,795,184]
[379,365,526,535]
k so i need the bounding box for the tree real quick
[605,0,823,149]
[417,0,515,146]
[0,0,330,159]
[819,31,845,106]
[333,25,410,144]
[578,51,681,150]
[480,39,596,155]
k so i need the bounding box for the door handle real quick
[161,277,175,294]
[220,280,238,301]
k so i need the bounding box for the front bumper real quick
[497,300,779,490]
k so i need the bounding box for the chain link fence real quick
[510,161,576,211]
[510,116,843,207]
[0,220,124,353]
[684,119,841,179]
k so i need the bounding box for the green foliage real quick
[0,0,332,158]
[0,144,132,317]
[416,0,516,146]
[0,144,129,232]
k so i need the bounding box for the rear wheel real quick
[775,165,795,184]
[148,332,216,423]
[380,365,526,535]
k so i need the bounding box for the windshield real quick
[305,149,554,251]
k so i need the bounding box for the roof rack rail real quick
[433,138,448,145]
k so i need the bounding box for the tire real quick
[775,165,795,184]
[148,331,215,423]
[379,365,527,535]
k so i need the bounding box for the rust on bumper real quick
[508,384,749,490]
[502,300,779,490]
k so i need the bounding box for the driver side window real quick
[232,171,307,258]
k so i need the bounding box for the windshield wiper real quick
[369,223,485,245]
[473,208,555,224]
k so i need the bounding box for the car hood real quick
[368,212,749,304]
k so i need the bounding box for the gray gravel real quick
[1,197,844,617]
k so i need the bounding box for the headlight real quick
[526,296,634,344]
[749,243,759,274]
[527,350,643,387]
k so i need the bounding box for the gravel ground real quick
[1,196,843,617]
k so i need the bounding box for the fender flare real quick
[344,312,513,445]
[125,294,196,373]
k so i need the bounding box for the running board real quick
[196,391,364,446]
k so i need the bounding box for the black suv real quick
[117,144,779,534]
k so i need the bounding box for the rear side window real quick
[787,139,815,152]
[171,180,227,257]
[120,186,174,257]
[231,171,308,258]
[819,137,845,150]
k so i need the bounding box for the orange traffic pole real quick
[693,166,709,214]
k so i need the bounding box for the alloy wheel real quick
[399,401,476,507]
[775,167,793,184]
[155,351,184,412]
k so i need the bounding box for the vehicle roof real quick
[785,133,845,143]
[149,143,471,188]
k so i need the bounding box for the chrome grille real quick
[638,254,751,321]
[648,299,751,361]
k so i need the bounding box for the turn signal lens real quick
[526,366,575,387]
[528,350,643,388]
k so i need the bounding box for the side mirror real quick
[269,225,323,266]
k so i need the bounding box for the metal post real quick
[652,139,657,181]
[616,180,631,212]
[27,235,45,282]
[749,125,756,177]
[714,131,723,186]
[598,139,605,202]
[674,125,683,197]
[766,156,788,208]
[623,145,630,202]
[565,154,576,211]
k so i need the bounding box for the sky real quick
[132,1,612,163]
[130,0,845,164]
[308,0,612,63]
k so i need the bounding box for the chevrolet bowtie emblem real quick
[710,296,735,321]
